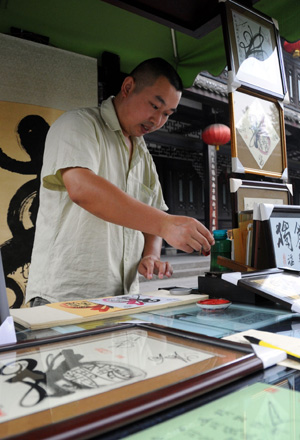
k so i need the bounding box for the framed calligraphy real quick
[0,324,262,439]
[230,178,293,227]
[229,89,287,178]
[221,0,287,99]
[252,204,300,270]
[236,269,300,312]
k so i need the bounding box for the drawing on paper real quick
[93,294,179,309]
[0,330,212,423]
[0,350,146,408]
[243,197,283,211]
[250,274,300,302]
[236,98,279,169]
[232,11,273,65]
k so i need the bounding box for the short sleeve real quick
[42,108,102,190]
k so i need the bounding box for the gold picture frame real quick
[230,90,287,178]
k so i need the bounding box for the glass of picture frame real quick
[235,269,300,312]
[0,323,262,439]
[221,0,287,99]
[230,178,293,227]
[252,204,300,270]
[229,89,287,178]
[119,377,300,439]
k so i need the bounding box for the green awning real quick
[0,0,299,87]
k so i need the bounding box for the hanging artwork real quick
[0,102,64,308]
[221,0,287,99]
[229,90,287,178]
[0,34,97,308]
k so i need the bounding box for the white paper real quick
[251,343,287,369]
[0,317,16,345]
[224,329,300,370]
[92,294,180,309]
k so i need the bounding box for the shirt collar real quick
[100,97,149,158]
[100,96,121,132]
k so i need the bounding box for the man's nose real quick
[150,112,162,127]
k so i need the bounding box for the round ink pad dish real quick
[169,287,192,295]
[196,298,232,310]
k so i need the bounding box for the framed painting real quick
[0,324,262,439]
[229,90,287,178]
[252,204,300,270]
[221,0,287,99]
[230,178,293,227]
[236,269,300,312]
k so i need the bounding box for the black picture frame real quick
[221,0,287,99]
[252,204,300,270]
[236,269,300,312]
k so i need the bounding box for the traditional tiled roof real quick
[192,72,228,101]
[284,107,300,127]
[192,73,300,129]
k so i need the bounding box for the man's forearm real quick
[62,167,168,237]
[142,233,163,259]
[61,167,215,254]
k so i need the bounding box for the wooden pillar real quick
[205,144,218,232]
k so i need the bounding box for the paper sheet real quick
[125,382,300,439]
[223,329,300,370]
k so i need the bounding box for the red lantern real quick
[202,124,231,151]
[283,40,300,58]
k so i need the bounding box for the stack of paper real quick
[11,290,207,330]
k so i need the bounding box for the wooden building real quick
[140,45,300,247]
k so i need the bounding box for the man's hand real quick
[138,255,173,280]
[161,216,214,254]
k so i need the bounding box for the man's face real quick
[120,75,181,138]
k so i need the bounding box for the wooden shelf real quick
[217,256,256,272]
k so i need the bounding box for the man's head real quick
[114,58,183,138]
[129,57,183,94]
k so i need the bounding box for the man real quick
[26,58,214,306]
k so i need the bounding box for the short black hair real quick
[129,58,183,93]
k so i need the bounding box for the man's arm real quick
[61,167,214,253]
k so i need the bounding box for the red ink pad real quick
[196,298,231,310]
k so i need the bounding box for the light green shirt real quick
[26,97,167,303]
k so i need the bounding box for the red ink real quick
[90,304,111,312]
[197,299,230,305]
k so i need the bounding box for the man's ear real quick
[121,76,135,97]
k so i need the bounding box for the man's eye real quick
[151,103,158,110]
